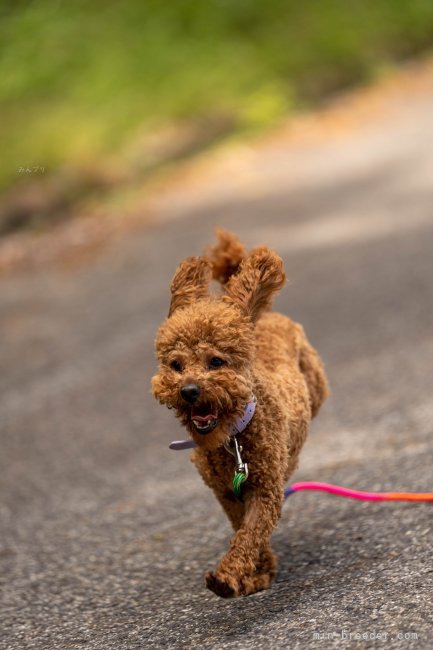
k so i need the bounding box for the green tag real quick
[233,471,247,500]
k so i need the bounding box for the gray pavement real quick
[1,80,433,649]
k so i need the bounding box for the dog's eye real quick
[209,357,225,369]
[170,360,183,372]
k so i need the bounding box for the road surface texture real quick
[1,70,433,649]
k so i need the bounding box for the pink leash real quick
[284,481,433,502]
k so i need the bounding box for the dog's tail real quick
[205,229,247,285]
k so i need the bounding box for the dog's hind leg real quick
[296,324,329,418]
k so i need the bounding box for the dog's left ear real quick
[168,256,212,317]
[223,247,286,323]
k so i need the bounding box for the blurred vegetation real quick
[2,0,433,195]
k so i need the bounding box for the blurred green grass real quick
[2,0,433,193]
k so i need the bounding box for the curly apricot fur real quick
[152,230,329,597]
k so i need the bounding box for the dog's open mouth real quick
[191,404,218,435]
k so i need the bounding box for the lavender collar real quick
[169,396,256,451]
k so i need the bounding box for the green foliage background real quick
[1,0,433,190]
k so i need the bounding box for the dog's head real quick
[152,248,285,450]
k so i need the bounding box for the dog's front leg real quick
[206,482,282,597]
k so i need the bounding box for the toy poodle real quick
[152,230,328,597]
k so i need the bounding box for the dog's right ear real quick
[222,247,285,323]
[168,257,212,317]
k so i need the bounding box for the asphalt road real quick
[1,76,433,649]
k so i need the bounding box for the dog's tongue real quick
[192,414,216,424]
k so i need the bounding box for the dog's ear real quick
[168,257,212,317]
[223,247,286,323]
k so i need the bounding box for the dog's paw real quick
[205,568,274,598]
[205,571,238,598]
[240,570,274,595]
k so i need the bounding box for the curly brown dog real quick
[152,230,328,597]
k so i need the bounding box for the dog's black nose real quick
[180,383,201,404]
